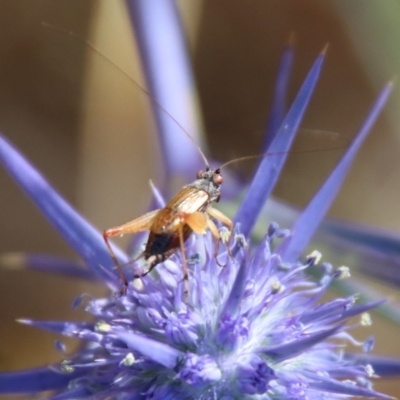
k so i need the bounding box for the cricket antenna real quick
[41,21,210,169]
[218,154,265,169]
[218,145,347,170]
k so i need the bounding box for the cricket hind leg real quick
[103,231,129,294]
[103,209,159,294]
[178,224,190,300]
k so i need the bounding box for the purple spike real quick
[269,199,400,287]
[0,253,98,281]
[277,82,393,262]
[264,36,295,149]
[115,329,183,369]
[149,180,166,208]
[0,367,87,394]
[333,277,400,325]
[126,0,206,184]
[300,299,384,325]
[0,135,127,286]
[346,354,400,377]
[338,299,385,320]
[219,259,247,320]
[323,218,400,258]
[235,49,326,238]
[261,325,341,362]
[322,221,400,289]
[307,373,393,398]
[18,319,93,336]
[299,297,354,325]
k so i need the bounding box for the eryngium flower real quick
[1,0,398,388]
[0,50,394,397]
[18,228,386,399]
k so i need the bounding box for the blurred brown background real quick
[0,0,399,397]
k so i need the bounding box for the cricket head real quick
[194,167,223,203]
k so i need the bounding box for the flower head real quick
[14,225,387,399]
[0,45,395,400]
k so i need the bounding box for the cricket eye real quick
[213,174,223,185]
[197,170,205,179]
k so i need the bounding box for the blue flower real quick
[1,2,400,399]
[0,163,391,400]
[0,63,395,400]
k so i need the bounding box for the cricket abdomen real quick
[145,233,174,258]
[142,186,212,267]
[145,224,192,260]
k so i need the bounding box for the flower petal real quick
[322,219,400,288]
[115,329,183,369]
[277,81,393,262]
[18,319,93,336]
[126,0,206,183]
[339,299,385,320]
[261,325,341,362]
[0,367,86,394]
[235,48,326,238]
[324,219,400,257]
[258,197,400,289]
[264,36,295,149]
[307,374,393,398]
[0,252,98,281]
[0,135,127,287]
[219,259,247,319]
[346,354,400,377]
[332,277,400,325]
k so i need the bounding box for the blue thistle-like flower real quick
[1,2,400,399]
[3,223,389,399]
[0,71,395,397]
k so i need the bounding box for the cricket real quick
[45,24,344,294]
[103,151,235,295]
[43,22,237,295]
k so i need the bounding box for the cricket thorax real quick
[187,168,223,204]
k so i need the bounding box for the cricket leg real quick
[207,207,234,258]
[178,223,190,299]
[206,217,224,266]
[180,211,210,300]
[103,209,159,293]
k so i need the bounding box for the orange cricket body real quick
[145,187,207,261]
[103,167,232,294]
[143,168,222,268]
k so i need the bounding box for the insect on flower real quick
[103,150,235,295]
[43,24,344,296]
[102,88,346,296]
[39,23,236,295]
[103,133,340,295]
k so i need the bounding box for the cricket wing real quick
[167,186,209,214]
[104,209,160,238]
